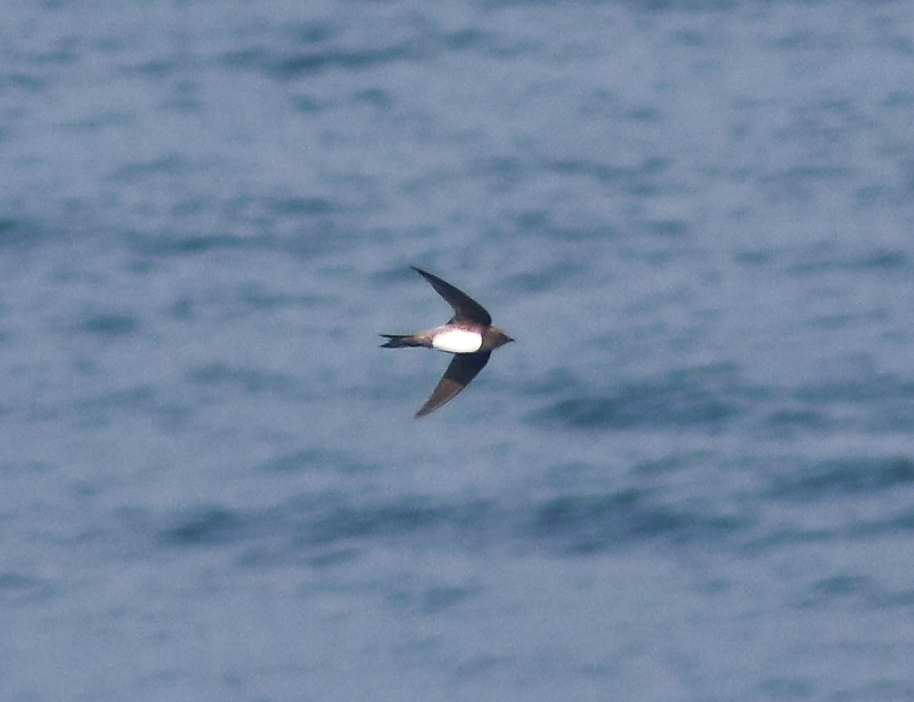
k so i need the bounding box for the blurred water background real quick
[2,0,914,700]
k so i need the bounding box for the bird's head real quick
[489,326,515,349]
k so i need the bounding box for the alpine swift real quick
[381,266,514,418]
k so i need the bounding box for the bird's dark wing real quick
[415,351,491,418]
[412,267,492,326]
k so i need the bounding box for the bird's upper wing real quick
[415,351,491,418]
[412,267,492,326]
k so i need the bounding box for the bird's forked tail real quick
[380,334,424,348]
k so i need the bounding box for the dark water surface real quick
[2,1,914,700]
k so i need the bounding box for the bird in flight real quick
[381,266,514,418]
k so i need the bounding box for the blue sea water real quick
[2,0,914,700]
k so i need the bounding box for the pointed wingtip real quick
[410,265,434,282]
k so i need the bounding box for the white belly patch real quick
[432,329,483,353]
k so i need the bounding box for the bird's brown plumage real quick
[380,267,513,417]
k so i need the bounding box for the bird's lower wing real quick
[415,351,491,418]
